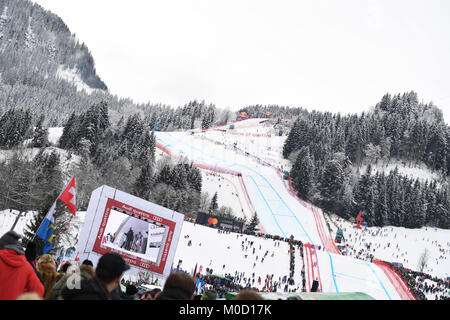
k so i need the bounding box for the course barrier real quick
[227,131,272,138]
[304,243,323,292]
[373,259,417,300]
[281,173,341,255]
[155,141,265,233]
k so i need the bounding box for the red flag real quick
[74,251,79,262]
[59,176,76,216]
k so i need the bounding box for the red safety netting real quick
[156,142,265,232]
[372,259,417,300]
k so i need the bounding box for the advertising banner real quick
[76,186,184,279]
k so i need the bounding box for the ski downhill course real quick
[155,118,414,300]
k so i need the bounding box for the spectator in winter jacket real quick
[156,272,196,300]
[37,254,58,300]
[49,264,96,300]
[0,231,45,300]
[24,241,44,285]
[61,252,130,300]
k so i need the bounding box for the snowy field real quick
[173,222,301,292]
[359,161,441,185]
[326,214,450,279]
[201,171,250,220]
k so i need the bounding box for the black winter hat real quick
[82,259,94,267]
[96,252,130,283]
[25,241,38,261]
[0,231,24,254]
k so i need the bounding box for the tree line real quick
[283,92,449,228]
[0,101,232,254]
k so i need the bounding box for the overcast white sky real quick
[31,0,449,123]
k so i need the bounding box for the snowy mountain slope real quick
[56,66,96,94]
[2,119,448,299]
[48,127,64,145]
[153,119,413,299]
[155,130,321,244]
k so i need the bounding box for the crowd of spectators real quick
[384,262,450,300]
[327,216,450,300]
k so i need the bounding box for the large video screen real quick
[92,198,176,273]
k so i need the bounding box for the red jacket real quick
[0,249,45,300]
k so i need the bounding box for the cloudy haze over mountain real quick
[31,0,450,123]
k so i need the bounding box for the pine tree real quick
[59,112,79,150]
[156,164,173,185]
[374,186,387,227]
[209,192,219,213]
[31,114,49,148]
[318,156,345,212]
[186,164,202,193]
[171,163,188,190]
[246,214,259,232]
[133,162,154,200]
[353,165,373,216]
[290,146,313,200]
[282,120,300,158]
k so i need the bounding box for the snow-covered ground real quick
[48,127,64,146]
[1,118,449,300]
[173,222,300,292]
[201,170,249,220]
[154,122,407,299]
[359,161,442,184]
[194,120,290,172]
[56,65,97,94]
[326,214,450,279]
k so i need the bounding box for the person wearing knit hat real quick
[0,231,45,300]
[0,230,24,254]
[61,252,130,300]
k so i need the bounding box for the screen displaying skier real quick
[101,209,166,263]
[92,198,177,273]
